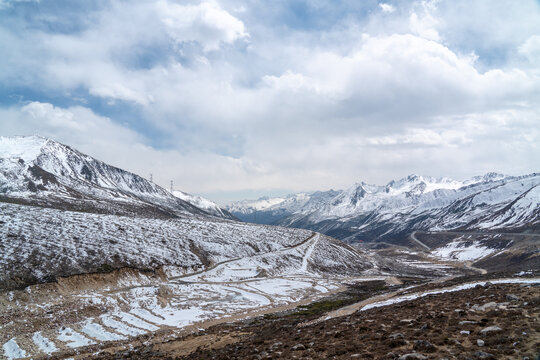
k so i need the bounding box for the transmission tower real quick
[170,180,174,192]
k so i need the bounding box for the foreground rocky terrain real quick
[61,274,540,360]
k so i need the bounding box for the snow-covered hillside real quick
[0,201,388,291]
[0,135,226,218]
[226,173,540,243]
[172,190,236,220]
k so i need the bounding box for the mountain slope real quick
[0,135,218,218]
[172,190,236,220]
[226,173,540,244]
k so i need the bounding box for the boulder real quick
[477,339,485,347]
[413,339,436,353]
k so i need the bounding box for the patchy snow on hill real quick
[431,238,498,261]
[0,201,318,290]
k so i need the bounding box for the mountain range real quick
[226,173,540,244]
[1,135,538,360]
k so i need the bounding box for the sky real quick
[0,0,539,204]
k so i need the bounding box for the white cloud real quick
[365,128,471,146]
[519,35,540,63]
[379,3,395,13]
[409,1,440,41]
[157,1,248,51]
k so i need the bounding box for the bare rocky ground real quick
[73,274,540,360]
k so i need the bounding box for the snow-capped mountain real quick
[227,191,341,224]
[226,173,540,244]
[172,190,236,220]
[0,135,226,218]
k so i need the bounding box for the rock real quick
[419,323,430,331]
[270,342,282,349]
[477,339,485,347]
[459,320,477,325]
[398,353,427,360]
[291,343,306,351]
[506,294,519,301]
[480,326,503,334]
[460,330,471,335]
[480,302,498,311]
[474,351,495,359]
[413,340,436,353]
[388,333,407,347]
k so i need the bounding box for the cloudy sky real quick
[0,0,539,204]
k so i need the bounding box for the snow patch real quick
[80,321,126,342]
[2,339,27,360]
[432,239,497,261]
[57,327,94,348]
[32,332,58,354]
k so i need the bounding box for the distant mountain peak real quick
[226,173,539,240]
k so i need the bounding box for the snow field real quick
[431,238,498,261]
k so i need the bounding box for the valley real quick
[1,1,539,358]
[0,136,538,360]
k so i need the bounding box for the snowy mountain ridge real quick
[0,135,226,218]
[226,173,540,243]
[226,173,507,216]
[172,190,236,219]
